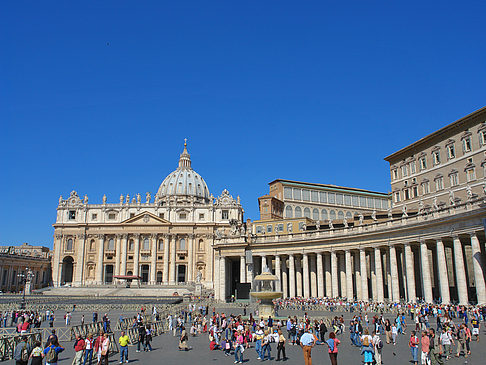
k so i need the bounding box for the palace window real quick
[463,137,472,153]
[449,173,459,187]
[179,213,187,220]
[108,238,115,251]
[435,177,444,191]
[403,189,410,200]
[433,151,441,165]
[222,210,229,220]
[336,193,343,205]
[179,239,186,250]
[311,190,318,202]
[295,206,302,217]
[312,208,319,220]
[330,210,336,220]
[479,130,486,146]
[337,211,344,220]
[304,208,311,218]
[267,225,272,233]
[409,161,416,174]
[143,238,150,250]
[256,226,263,234]
[108,213,116,220]
[359,196,366,207]
[346,211,353,219]
[319,191,327,203]
[158,240,164,251]
[328,193,335,204]
[412,186,419,198]
[277,224,284,232]
[285,206,293,218]
[352,195,359,207]
[466,168,476,182]
[293,188,302,200]
[447,144,455,159]
[66,238,73,251]
[68,210,76,220]
[284,187,292,199]
[421,182,430,195]
[401,165,408,177]
[344,195,351,206]
[321,209,328,220]
[419,157,427,170]
[392,169,398,180]
[91,213,97,220]
[302,189,310,201]
[394,191,400,203]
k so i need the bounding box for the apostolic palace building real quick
[52,106,486,305]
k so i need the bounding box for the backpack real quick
[45,346,58,362]
[376,339,383,349]
[362,336,369,347]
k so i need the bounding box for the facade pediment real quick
[121,212,170,226]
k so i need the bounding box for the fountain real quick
[250,268,282,318]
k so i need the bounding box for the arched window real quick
[346,211,352,219]
[312,208,319,220]
[330,210,336,220]
[66,238,73,251]
[321,209,328,220]
[128,240,134,251]
[108,238,115,250]
[285,206,293,218]
[338,211,344,220]
[198,239,204,251]
[295,206,302,218]
[304,207,311,218]
[143,238,150,250]
[158,240,164,251]
[179,239,186,250]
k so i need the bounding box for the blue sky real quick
[1,1,485,247]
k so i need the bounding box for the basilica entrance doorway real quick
[177,265,186,283]
[62,256,74,284]
[105,265,113,284]
[141,265,149,283]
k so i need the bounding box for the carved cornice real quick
[97,234,104,240]
[77,234,86,240]
[55,234,63,240]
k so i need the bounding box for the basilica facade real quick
[52,142,244,288]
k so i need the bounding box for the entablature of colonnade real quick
[213,200,486,254]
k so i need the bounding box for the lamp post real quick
[17,268,34,310]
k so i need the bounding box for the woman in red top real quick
[326,332,340,365]
[408,330,419,365]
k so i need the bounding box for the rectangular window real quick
[256,226,262,234]
[298,222,305,231]
[284,187,292,199]
[336,193,343,205]
[68,210,76,220]
[344,195,351,206]
[412,186,418,198]
[179,213,187,220]
[409,162,416,174]
[480,130,486,146]
[199,213,205,220]
[311,191,318,202]
[433,151,441,165]
[130,213,135,218]
[422,182,430,194]
[450,174,459,187]
[277,224,284,232]
[435,177,444,191]
[392,169,398,180]
[463,137,472,153]
[267,225,272,233]
[91,213,97,220]
[367,197,374,208]
[302,189,310,201]
[419,157,427,170]
[319,191,327,203]
[222,210,229,219]
[381,199,389,209]
[352,195,359,207]
[401,165,408,177]
[447,145,455,159]
[293,188,302,200]
[159,213,164,219]
[108,213,116,220]
[328,193,335,204]
[394,192,400,203]
[466,168,476,182]
[404,189,410,200]
[359,196,366,207]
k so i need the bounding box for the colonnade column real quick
[261,255,267,272]
[374,247,384,302]
[53,234,62,286]
[435,239,450,304]
[150,234,157,285]
[169,235,176,285]
[240,255,246,284]
[289,254,296,298]
[303,253,310,298]
[354,251,362,300]
[453,235,468,305]
[420,240,433,303]
[404,243,416,303]
[360,248,369,301]
[163,234,170,284]
[345,250,353,300]
[75,234,86,286]
[219,256,226,301]
[275,255,281,292]
[214,254,220,300]
[331,251,338,298]
[133,234,140,280]
[296,257,303,297]
[114,234,121,277]
[187,234,194,282]
[470,232,486,305]
[325,254,332,297]
[310,255,317,297]
[120,234,128,278]
[389,245,400,302]
[281,256,288,298]
[95,234,105,285]
[316,253,324,298]
[339,253,346,298]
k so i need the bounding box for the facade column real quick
[435,239,450,304]
[325,253,332,297]
[214,254,220,300]
[370,251,377,301]
[317,253,324,298]
[120,234,128,277]
[219,256,226,301]
[187,234,194,282]
[163,234,170,284]
[420,240,433,303]
[95,234,105,285]
[275,255,281,292]
[470,232,486,305]
[339,253,346,298]
[310,255,317,297]
[354,251,362,300]
[75,234,86,286]
[303,253,310,298]
[296,256,303,297]
[360,248,369,301]
[114,234,121,277]
[331,251,338,298]
[289,254,296,297]
[261,255,267,272]
[169,235,177,285]
[389,245,400,302]
[281,256,288,298]
[133,234,140,280]
[404,243,416,303]
[240,255,247,284]
[53,234,62,286]
[453,235,469,305]
[150,234,157,285]
[345,250,353,300]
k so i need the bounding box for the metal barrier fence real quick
[125,320,168,344]
[0,332,42,361]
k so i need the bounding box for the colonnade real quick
[219,231,486,305]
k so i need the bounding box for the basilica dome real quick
[156,141,210,201]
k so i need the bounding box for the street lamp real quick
[17,267,34,310]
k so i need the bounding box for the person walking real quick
[276,329,287,361]
[255,326,264,359]
[93,331,109,365]
[261,330,272,360]
[144,325,153,351]
[455,324,466,358]
[360,329,374,365]
[428,328,443,365]
[233,329,244,364]
[73,334,85,365]
[372,331,383,365]
[43,338,64,365]
[420,330,430,365]
[326,332,340,365]
[409,330,419,365]
[179,326,188,350]
[13,336,32,365]
[300,328,316,365]
[29,341,43,365]
[83,333,94,365]
[118,330,130,364]
[439,328,453,360]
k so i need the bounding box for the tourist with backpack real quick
[43,338,64,365]
[29,341,43,365]
[372,331,383,365]
[360,329,374,365]
[13,336,31,365]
